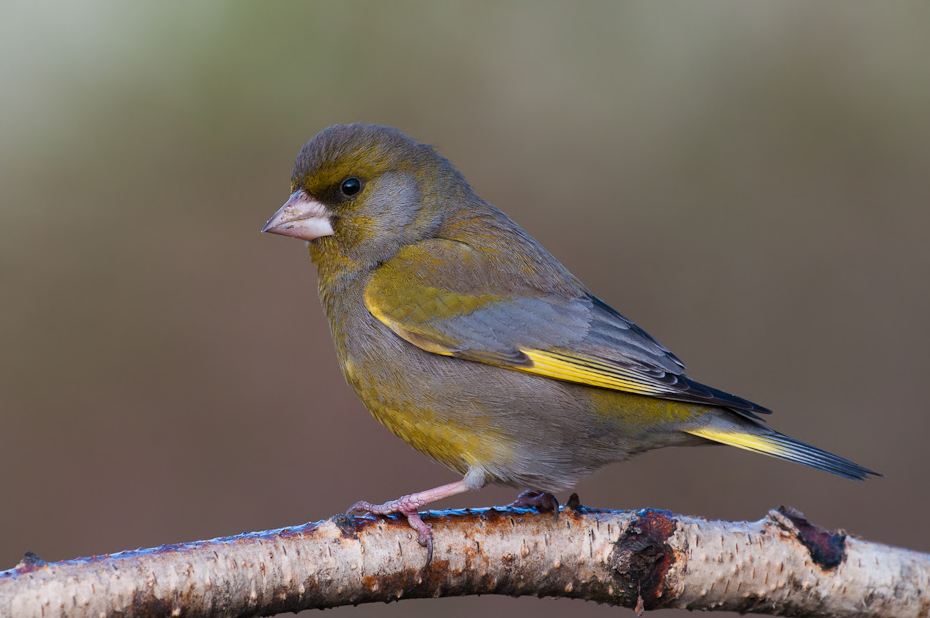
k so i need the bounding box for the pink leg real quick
[348,479,471,566]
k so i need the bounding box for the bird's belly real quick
[342,352,516,476]
[365,398,518,477]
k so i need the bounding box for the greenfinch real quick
[263,123,877,562]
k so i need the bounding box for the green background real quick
[2,3,928,616]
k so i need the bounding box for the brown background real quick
[2,3,928,617]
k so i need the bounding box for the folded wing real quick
[364,239,770,418]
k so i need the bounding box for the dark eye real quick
[340,177,362,197]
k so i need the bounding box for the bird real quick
[262,123,878,564]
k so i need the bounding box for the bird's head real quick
[263,123,472,269]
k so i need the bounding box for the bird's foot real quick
[349,495,435,565]
[508,490,560,520]
[347,479,472,567]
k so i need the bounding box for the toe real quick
[347,501,373,515]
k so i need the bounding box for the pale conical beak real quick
[262,191,335,240]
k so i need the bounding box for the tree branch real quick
[2,498,927,617]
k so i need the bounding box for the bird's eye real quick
[340,177,362,197]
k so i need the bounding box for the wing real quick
[364,238,770,418]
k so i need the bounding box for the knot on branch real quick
[770,506,846,570]
[609,508,678,613]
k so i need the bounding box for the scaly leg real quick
[348,479,471,566]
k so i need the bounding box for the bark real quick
[2,498,927,617]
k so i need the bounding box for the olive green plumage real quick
[266,122,877,495]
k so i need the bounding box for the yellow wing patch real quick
[516,349,678,397]
[364,296,458,356]
[364,254,500,357]
[685,427,791,458]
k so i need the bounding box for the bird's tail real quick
[685,423,879,480]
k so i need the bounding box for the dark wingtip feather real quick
[677,376,773,420]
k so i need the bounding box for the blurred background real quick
[2,3,928,616]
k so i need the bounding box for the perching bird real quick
[263,123,877,562]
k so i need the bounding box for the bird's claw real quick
[420,533,434,566]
